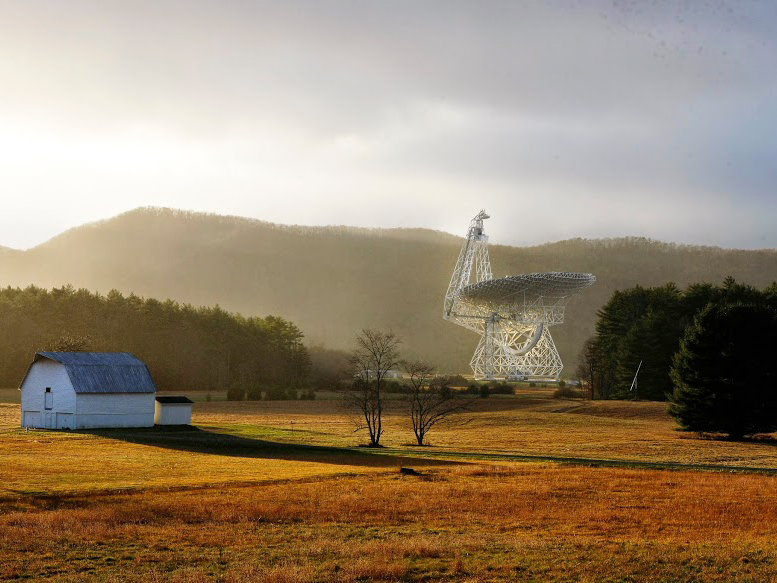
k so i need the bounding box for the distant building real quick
[154,396,193,425]
[356,369,404,380]
[19,352,157,429]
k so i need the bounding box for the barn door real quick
[44,412,54,429]
[56,413,73,429]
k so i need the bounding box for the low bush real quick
[383,380,406,393]
[245,385,263,401]
[265,386,296,400]
[488,382,515,395]
[226,384,245,401]
[553,386,588,399]
[447,374,469,387]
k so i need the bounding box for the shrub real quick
[264,386,296,400]
[383,380,405,393]
[553,386,587,399]
[479,385,489,399]
[447,374,469,387]
[245,385,263,401]
[487,383,514,395]
[226,384,245,401]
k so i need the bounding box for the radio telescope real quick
[443,211,595,381]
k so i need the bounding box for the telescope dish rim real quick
[458,271,596,306]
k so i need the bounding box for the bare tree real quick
[402,360,471,446]
[575,336,600,399]
[40,334,94,352]
[343,329,402,447]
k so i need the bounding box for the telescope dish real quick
[459,272,596,306]
[443,211,595,381]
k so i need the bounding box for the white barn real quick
[154,396,193,425]
[19,352,157,429]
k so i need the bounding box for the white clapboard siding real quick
[19,352,157,429]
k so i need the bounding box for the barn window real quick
[44,387,53,410]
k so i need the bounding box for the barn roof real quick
[25,352,157,394]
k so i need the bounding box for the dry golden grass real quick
[3,392,777,580]
[4,393,777,500]
[0,402,19,425]
[2,465,777,581]
[0,424,453,497]
[192,395,777,469]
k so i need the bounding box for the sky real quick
[1,0,776,250]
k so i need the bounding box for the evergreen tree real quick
[0,285,310,391]
[594,283,682,399]
[669,303,777,438]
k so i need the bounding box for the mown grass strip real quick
[369,447,777,475]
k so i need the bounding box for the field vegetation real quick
[190,393,777,469]
[2,390,777,581]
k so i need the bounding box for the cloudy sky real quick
[1,0,775,249]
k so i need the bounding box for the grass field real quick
[2,388,777,581]
[191,392,777,469]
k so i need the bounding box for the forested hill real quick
[2,207,776,373]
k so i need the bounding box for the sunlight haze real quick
[1,0,775,249]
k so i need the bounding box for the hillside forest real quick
[0,285,309,392]
[2,207,777,373]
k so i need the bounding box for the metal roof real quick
[28,352,157,394]
[155,396,193,404]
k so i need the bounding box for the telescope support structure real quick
[444,210,593,381]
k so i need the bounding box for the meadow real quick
[2,387,777,581]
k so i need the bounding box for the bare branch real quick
[340,329,402,447]
[401,361,472,446]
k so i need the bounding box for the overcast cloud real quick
[1,0,775,249]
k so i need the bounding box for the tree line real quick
[579,277,777,401]
[6,207,777,376]
[0,285,309,391]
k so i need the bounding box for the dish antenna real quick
[443,210,595,380]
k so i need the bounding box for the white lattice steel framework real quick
[443,211,595,380]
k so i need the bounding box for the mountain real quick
[2,207,776,374]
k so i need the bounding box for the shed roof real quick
[155,396,193,404]
[24,352,157,394]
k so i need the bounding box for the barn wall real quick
[75,393,155,428]
[20,361,76,429]
[154,402,192,425]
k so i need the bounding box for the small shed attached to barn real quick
[154,396,193,425]
[19,352,157,429]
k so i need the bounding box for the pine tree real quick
[669,302,777,438]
